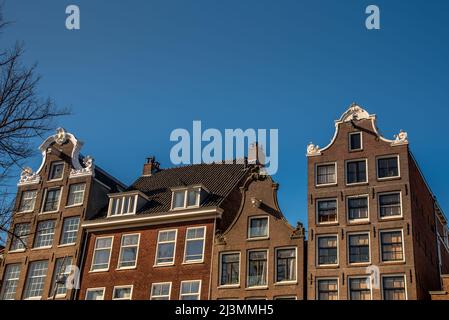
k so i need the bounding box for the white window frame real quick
[41,187,63,214]
[117,233,140,270]
[247,215,269,240]
[274,246,297,284]
[218,251,241,288]
[33,220,56,249]
[378,191,403,220]
[48,161,65,181]
[9,223,30,252]
[349,132,363,151]
[379,229,405,263]
[85,287,105,300]
[23,260,49,300]
[90,236,114,272]
[112,285,133,300]
[316,234,339,267]
[347,275,372,300]
[66,183,86,207]
[315,162,337,187]
[347,232,371,265]
[171,187,202,210]
[59,216,80,246]
[246,249,269,288]
[154,229,178,266]
[183,226,206,264]
[345,158,368,185]
[376,154,401,180]
[381,274,408,300]
[107,194,138,217]
[346,194,370,223]
[316,277,339,300]
[179,280,202,300]
[316,198,338,225]
[49,256,73,299]
[18,190,38,213]
[150,282,172,300]
[0,263,21,300]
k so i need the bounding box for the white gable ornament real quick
[19,167,41,185]
[339,103,371,123]
[307,142,321,156]
[70,155,95,177]
[54,127,68,145]
[392,130,408,145]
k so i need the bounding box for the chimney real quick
[143,156,160,176]
[248,142,266,166]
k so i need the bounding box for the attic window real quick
[108,194,137,216]
[171,187,204,210]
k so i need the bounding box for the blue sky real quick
[2,0,448,226]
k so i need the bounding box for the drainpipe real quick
[433,200,443,290]
[72,228,89,300]
[208,217,217,300]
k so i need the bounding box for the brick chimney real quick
[248,142,266,166]
[143,156,160,176]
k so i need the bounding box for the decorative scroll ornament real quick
[70,155,95,177]
[54,127,68,145]
[215,231,226,245]
[393,129,408,145]
[19,167,41,185]
[340,103,371,123]
[307,142,321,156]
[291,222,305,238]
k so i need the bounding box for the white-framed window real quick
[378,192,402,219]
[155,229,177,266]
[118,233,140,269]
[10,223,30,251]
[348,276,372,300]
[248,216,269,239]
[317,235,338,266]
[91,236,114,271]
[18,190,38,212]
[60,216,80,245]
[67,183,86,207]
[33,220,56,248]
[316,199,338,224]
[42,188,62,213]
[49,257,73,298]
[347,195,369,222]
[184,226,206,263]
[381,274,407,300]
[0,264,21,300]
[348,233,370,264]
[179,280,201,300]
[219,252,240,286]
[349,132,362,151]
[377,155,400,179]
[150,282,171,300]
[85,288,105,300]
[247,250,268,288]
[48,161,64,181]
[380,229,404,262]
[23,260,49,299]
[316,163,337,186]
[273,296,297,300]
[108,194,137,216]
[171,187,202,210]
[316,278,339,300]
[275,247,297,283]
[112,285,133,300]
[346,159,368,185]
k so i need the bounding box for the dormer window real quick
[171,186,207,210]
[49,161,64,181]
[108,191,147,217]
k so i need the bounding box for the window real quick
[247,250,268,287]
[150,282,171,300]
[60,216,80,245]
[349,132,362,151]
[377,156,399,179]
[85,288,105,300]
[220,253,240,286]
[348,233,370,264]
[317,236,338,265]
[42,188,61,212]
[317,279,338,300]
[91,236,113,271]
[346,160,367,184]
[347,196,368,221]
[10,223,30,251]
[184,227,206,263]
[49,162,64,180]
[67,183,86,206]
[349,277,371,300]
[381,230,404,262]
[276,248,296,283]
[112,286,133,300]
[19,190,37,212]
[118,234,140,269]
[33,220,56,248]
[180,280,201,300]
[23,260,48,299]
[171,187,202,209]
[317,199,337,224]
[155,230,177,265]
[109,195,137,216]
[274,296,297,300]
[0,264,21,300]
[382,275,406,300]
[316,163,336,185]
[248,216,269,239]
[49,257,73,297]
[379,193,402,218]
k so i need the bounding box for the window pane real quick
[0,264,21,300]
[185,227,205,262]
[156,230,176,264]
[91,237,112,270]
[378,157,399,178]
[67,184,85,206]
[118,234,139,268]
[249,217,268,238]
[173,191,185,208]
[379,193,401,217]
[318,236,338,265]
[43,189,61,212]
[187,189,198,207]
[347,160,366,184]
[317,200,337,223]
[381,231,403,261]
[23,260,48,299]
[34,220,55,248]
[60,217,80,245]
[348,197,368,220]
[19,190,37,212]
[383,276,406,300]
[317,164,336,185]
[220,253,240,286]
[151,283,171,300]
[180,281,201,300]
[49,162,64,180]
[348,234,370,263]
[349,277,371,300]
[276,249,296,282]
[317,279,338,300]
[248,251,267,287]
[113,287,132,300]
[350,133,362,150]
[10,223,30,251]
[85,289,104,300]
[50,257,73,297]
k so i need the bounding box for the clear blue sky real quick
[2,0,448,226]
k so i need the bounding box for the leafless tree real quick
[0,4,70,246]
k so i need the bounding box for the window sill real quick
[380,260,406,265]
[58,243,76,248]
[346,182,369,187]
[246,237,270,241]
[377,176,401,182]
[40,210,60,215]
[316,264,339,269]
[274,281,297,286]
[116,266,137,271]
[47,178,64,183]
[153,263,175,268]
[218,284,240,289]
[182,260,204,265]
[347,220,370,225]
[316,222,339,227]
[48,294,67,300]
[89,269,110,273]
[9,249,26,253]
[315,183,337,188]
[348,262,371,267]
[31,246,53,251]
[65,204,84,209]
[379,216,403,221]
[17,210,34,214]
[24,297,42,300]
[245,286,268,291]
